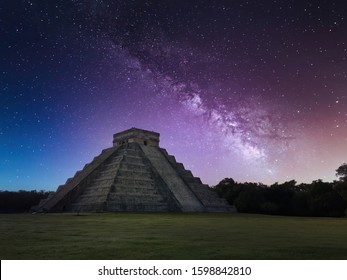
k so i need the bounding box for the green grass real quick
[1,212,347,259]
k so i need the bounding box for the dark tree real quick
[336,163,347,182]
[0,190,50,213]
[234,185,265,213]
[264,180,297,215]
[308,180,345,217]
[333,180,347,206]
[291,191,310,216]
[213,178,238,204]
[214,176,347,217]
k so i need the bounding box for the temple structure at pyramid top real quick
[113,128,160,147]
[35,128,235,213]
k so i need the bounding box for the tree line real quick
[1,163,346,216]
[0,190,50,213]
[214,163,347,217]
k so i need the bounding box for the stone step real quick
[113,186,156,193]
[113,184,157,192]
[121,162,147,168]
[160,148,178,165]
[117,170,152,179]
[73,200,105,209]
[74,170,82,177]
[56,185,65,192]
[76,190,110,198]
[122,155,144,164]
[83,163,90,169]
[113,200,168,206]
[65,177,73,184]
[113,180,154,185]
[105,202,168,212]
[123,154,143,159]
[75,199,106,206]
[184,177,202,184]
[188,185,231,207]
[182,170,194,178]
[108,197,165,205]
[159,148,170,157]
[109,189,162,198]
[92,177,115,182]
[120,164,148,172]
[103,161,121,169]
[80,187,110,195]
[175,162,185,171]
[83,184,112,191]
[115,176,154,184]
[106,154,123,162]
[167,155,176,163]
[112,192,161,198]
[108,190,163,198]
[70,202,104,212]
[110,156,123,161]
[81,180,113,189]
[98,169,118,177]
[122,149,141,156]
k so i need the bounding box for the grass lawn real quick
[0,212,347,259]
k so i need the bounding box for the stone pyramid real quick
[36,128,235,213]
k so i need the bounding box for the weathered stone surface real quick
[113,128,159,147]
[36,128,236,213]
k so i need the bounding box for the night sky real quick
[1,0,347,191]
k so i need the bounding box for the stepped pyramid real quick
[36,128,235,213]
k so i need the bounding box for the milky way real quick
[1,1,347,190]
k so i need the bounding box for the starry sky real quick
[1,0,347,191]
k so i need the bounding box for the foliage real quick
[308,180,345,217]
[214,177,347,217]
[0,190,50,213]
[336,163,347,182]
[234,185,265,213]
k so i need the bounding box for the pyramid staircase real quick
[105,144,174,212]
